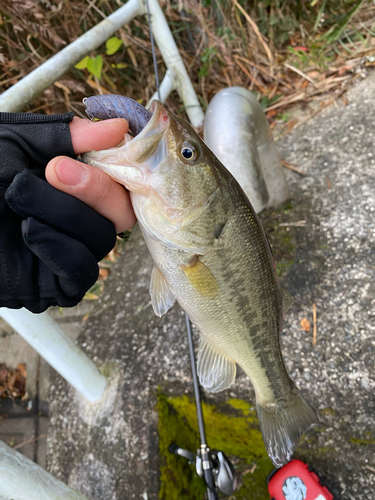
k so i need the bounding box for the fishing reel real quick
[169,443,237,498]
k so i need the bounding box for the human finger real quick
[45,156,136,233]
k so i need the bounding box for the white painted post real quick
[146,0,204,127]
[148,68,175,106]
[0,440,89,500]
[0,308,106,402]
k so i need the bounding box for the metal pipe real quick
[204,87,288,212]
[0,440,89,500]
[0,0,145,112]
[147,0,204,127]
[0,308,107,402]
[148,68,175,105]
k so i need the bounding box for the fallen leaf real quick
[307,70,322,81]
[267,109,278,118]
[0,363,27,399]
[300,318,311,332]
[99,268,109,280]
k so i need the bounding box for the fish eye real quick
[180,142,198,162]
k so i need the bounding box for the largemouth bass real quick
[82,95,318,467]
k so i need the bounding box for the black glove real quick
[0,112,117,313]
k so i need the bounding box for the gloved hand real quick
[0,112,131,313]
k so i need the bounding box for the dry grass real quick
[1,0,375,126]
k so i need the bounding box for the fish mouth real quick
[81,99,170,191]
[136,99,170,139]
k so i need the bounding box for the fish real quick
[82,95,318,467]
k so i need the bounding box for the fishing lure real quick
[83,94,152,136]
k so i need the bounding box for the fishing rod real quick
[169,315,237,499]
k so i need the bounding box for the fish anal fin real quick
[180,256,219,298]
[282,287,296,313]
[150,266,175,317]
[197,337,236,393]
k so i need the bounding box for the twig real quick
[312,303,317,347]
[279,220,306,227]
[242,463,257,475]
[233,1,273,64]
[235,59,267,92]
[222,66,232,87]
[13,434,47,451]
[26,35,45,62]
[275,78,352,140]
[234,55,293,89]
[265,92,306,112]
[365,465,375,473]
[67,102,87,119]
[275,101,330,140]
[281,160,307,176]
[284,62,317,87]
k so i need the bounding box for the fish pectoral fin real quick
[150,266,175,317]
[197,337,236,393]
[180,256,219,298]
[281,287,296,313]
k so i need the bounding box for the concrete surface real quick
[1,71,374,499]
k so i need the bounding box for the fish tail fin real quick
[257,388,318,468]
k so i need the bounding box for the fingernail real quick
[56,159,87,186]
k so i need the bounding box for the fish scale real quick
[82,95,319,468]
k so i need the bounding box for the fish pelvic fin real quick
[257,388,318,468]
[150,266,175,317]
[197,336,236,393]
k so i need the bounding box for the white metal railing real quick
[0,308,107,402]
[0,441,90,500]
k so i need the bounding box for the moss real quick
[99,361,119,378]
[157,393,274,500]
[350,434,375,446]
[321,408,335,416]
[259,201,296,278]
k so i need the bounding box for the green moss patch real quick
[350,432,375,446]
[158,393,274,499]
[259,201,296,278]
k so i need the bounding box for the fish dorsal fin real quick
[197,337,236,393]
[282,287,295,313]
[180,256,219,298]
[150,266,175,317]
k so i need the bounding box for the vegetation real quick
[158,393,274,499]
[1,1,375,126]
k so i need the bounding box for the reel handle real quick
[168,443,197,463]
